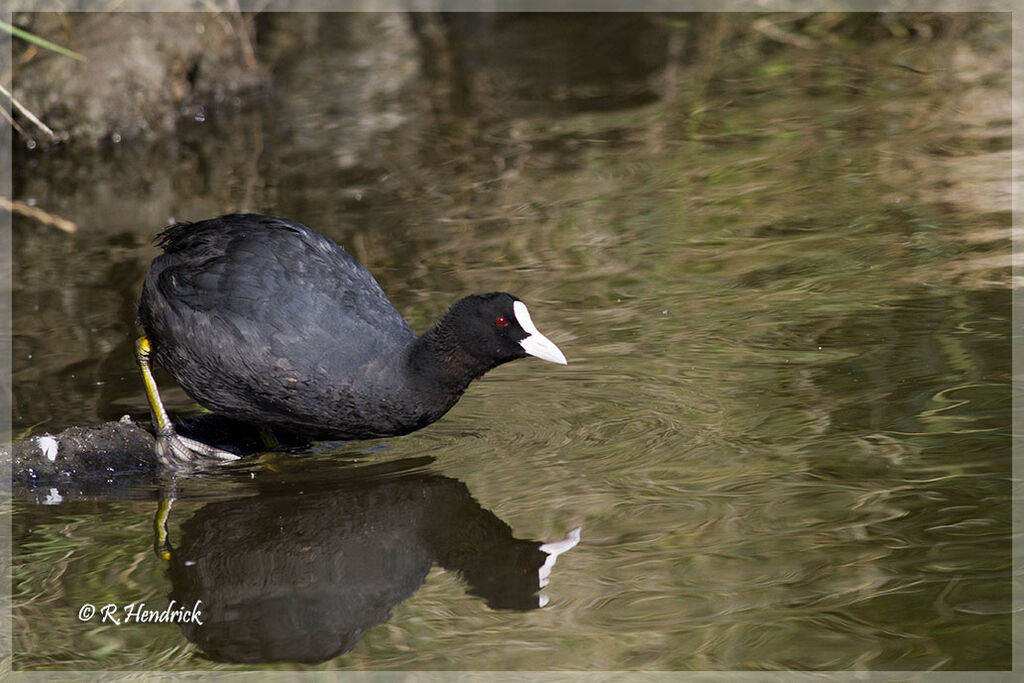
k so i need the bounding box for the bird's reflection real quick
[163,457,579,663]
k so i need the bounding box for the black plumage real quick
[136,213,565,461]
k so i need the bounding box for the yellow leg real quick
[153,495,175,561]
[258,425,281,450]
[135,335,239,468]
[136,336,174,435]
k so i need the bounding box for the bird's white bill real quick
[538,526,582,588]
[514,300,568,365]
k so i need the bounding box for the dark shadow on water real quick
[13,435,581,665]
[164,455,579,664]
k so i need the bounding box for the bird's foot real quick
[154,430,239,470]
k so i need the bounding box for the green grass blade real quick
[0,20,86,61]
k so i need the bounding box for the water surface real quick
[11,12,1012,671]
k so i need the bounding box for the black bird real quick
[136,213,567,468]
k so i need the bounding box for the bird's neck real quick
[407,320,491,396]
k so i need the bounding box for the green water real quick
[11,13,1012,671]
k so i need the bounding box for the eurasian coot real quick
[136,213,567,468]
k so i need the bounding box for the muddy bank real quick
[4,412,315,502]
[10,12,267,147]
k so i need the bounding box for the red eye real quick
[496,316,509,327]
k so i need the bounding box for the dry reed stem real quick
[0,197,77,233]
[0,82,55,139]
